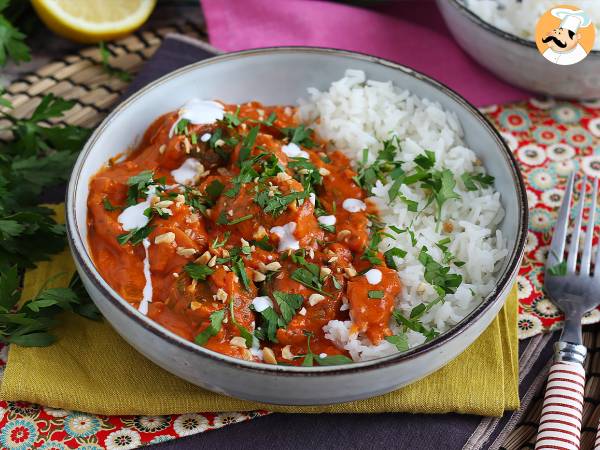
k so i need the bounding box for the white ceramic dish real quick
[66,47,527,405]
[438,0,600,100]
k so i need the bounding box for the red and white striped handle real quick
[596,422,600,450]
[535,361,585,450]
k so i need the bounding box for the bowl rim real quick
[445,0,599,56]
[66,45,528,376]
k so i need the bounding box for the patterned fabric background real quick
[2,98,600,448]
[0,342,268,449]
[481,98,600,339]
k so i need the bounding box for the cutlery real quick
[535,173,599,450]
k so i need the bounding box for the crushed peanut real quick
[154,232,176,245]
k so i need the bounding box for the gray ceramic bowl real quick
[438,0,600,99]
[66,47,527,405]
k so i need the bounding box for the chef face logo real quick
[535,5,595,66]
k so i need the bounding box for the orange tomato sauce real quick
[87,101,401,365]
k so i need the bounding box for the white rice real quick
[299,70,508,361]
[463,0,600,50]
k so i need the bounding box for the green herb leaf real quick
[229,297,254,348]
[184,263,215,281]
[281,124,315,148]
[195,309,226,346]
[385,333,409,352]
[273,291,303,324]
[232,258,251,291]
[116,225,155,246]
[99,41,132,82]
[548,260,567,276]
[102,197,120,211]
[368,290,384,299]
[461,172,494,191]
[384,247,406,270]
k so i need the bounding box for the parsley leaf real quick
[461,172,495,191]
[385,333,409,352]
[273,291,303,324]
[384,247,406,270]
[548,260,567,276]
[184,263,215,281]
[0,1,30,67]
[229,297,254,348]
[195,309,226,346]
[99,41,132,82]
[281,124,316,148]
[418,246,462,296]
[116,225,155,246]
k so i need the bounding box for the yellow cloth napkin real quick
[0,205,519,417]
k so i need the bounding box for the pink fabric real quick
[200,0,531,106]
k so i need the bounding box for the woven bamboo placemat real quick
[2,20,599,450]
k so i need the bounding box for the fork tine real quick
[566,175,586,273]
[547,172,575,270]
[581,177,598,275]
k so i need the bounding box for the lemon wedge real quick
[32,0,157,43]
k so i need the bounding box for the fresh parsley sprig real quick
[0,0,30,67]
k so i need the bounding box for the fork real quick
[535,173,599,450]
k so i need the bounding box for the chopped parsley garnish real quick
[418,246,462,297]
[253,305,284,343]
[461,172,494,191]
[229,297,254,348]
[354,138,403,194]
[548,260,567,276]
[273,291,303,323]
[392,310,438,342]
[361,230,384,266]
[174,118,190,135]
[195,309,226,346]
[251,292,301,343]
[368,290,384,299]
[227,214,254,225]
[126,170,155,206]
[289,250,332,296]
[421,169,460,223]
[232,257,251,291]
[252,236,274,251]
[281,124,316,148]
[300,331,353,366]
[413,150,436,170]
[116,224,154,246]
[385,333,409,352]
[212,232,231,249]
[205,179,225,202]
[102,197,120,211]
[384,247,406,270]
[184,263,214,281]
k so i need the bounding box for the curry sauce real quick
[87,100,401,365]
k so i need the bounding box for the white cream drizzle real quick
[171,158,203,185]
[139,238,153,315]
[200,133,212,142]
[251,296,273,313]
[342,198,367,213]
[365,268,383,285]
[309,193,316,206]
[317,215,336,226]
[168,99,225,137]
[282,142,309,159]
[117,185,156,231]
[270,222,300,252]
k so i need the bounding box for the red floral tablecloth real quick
[2,98,600,448]
[481,98,600,338]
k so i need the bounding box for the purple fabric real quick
[200,0,531,106]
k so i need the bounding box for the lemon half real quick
[32,0,157,43]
